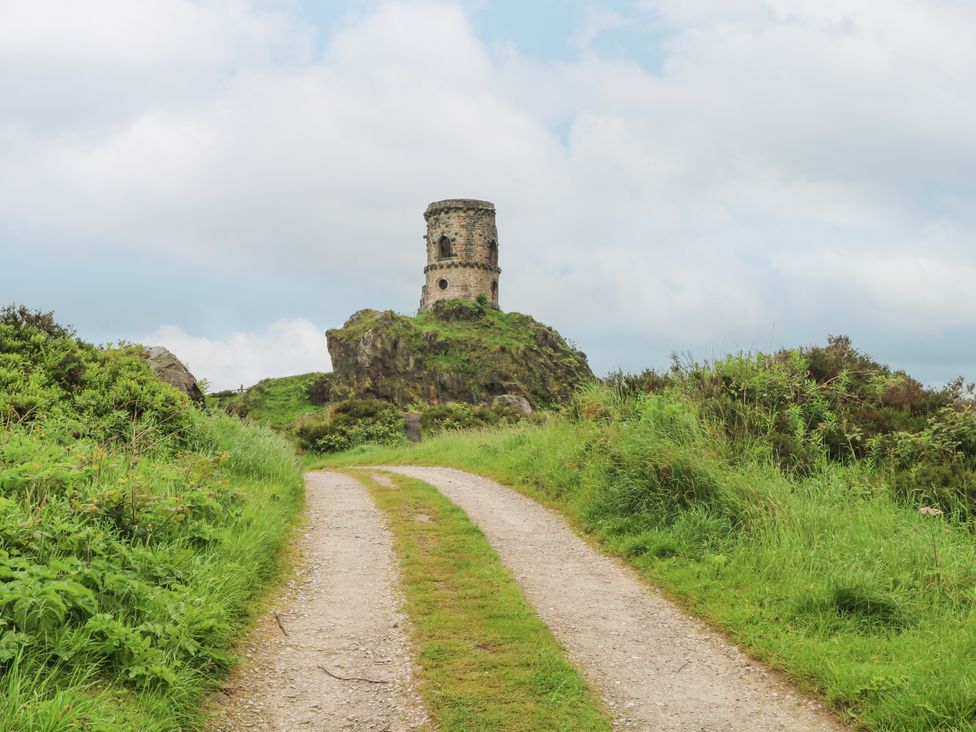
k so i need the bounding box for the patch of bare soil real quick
[208,471,429,731]
[376,466,843,732]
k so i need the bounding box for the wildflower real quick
[919,506,944,517]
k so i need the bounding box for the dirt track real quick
[208,471,428,731]
[378,466,843,731]
[214,467,843,730]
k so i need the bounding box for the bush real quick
[0,306,197,446]
[870,403,976,516]
[419,401,526,433]
[293,399,405,452]
[637,337,960,475]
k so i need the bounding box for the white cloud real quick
[2,0,976,376]
[142,319,330,391]
[774,249,976,333]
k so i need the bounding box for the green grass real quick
[319,396,976,731]
[352,471,611,731]
[0,309,307,729]
[210,372,326,430]
[1,416,305,730]
[338,301,543,352]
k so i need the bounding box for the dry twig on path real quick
[272,611,289,637]
[317,666,391,684]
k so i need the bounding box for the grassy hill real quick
[211,299,594,449]
[210,372,328,431]
[326,299,594,407]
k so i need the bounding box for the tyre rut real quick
[375,465,843,731]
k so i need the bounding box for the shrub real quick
[419,401,525,434]
[0,307,197,446]
[638,337,960,475]
[871,403,976,516]
[604,368,672,397]
[293,399,404,452]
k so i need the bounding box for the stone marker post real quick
[404,413,422,443]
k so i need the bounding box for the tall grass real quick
[1,415,304,730]
[0,308,305,730]
[323,384,976,730]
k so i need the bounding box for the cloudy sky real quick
[3,0,975,390]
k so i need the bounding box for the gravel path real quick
[376,466,843,732]
[208,471,428,731]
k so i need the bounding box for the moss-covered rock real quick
[325,300,594,408]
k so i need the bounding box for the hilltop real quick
[212,299,594,431]
[325,299,594,408]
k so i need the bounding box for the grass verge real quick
[352,470,611,731]
[0,417,304,731]
[0,309,306,730]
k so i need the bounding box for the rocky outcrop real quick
[144,346,205,405]
[326,300,594,408]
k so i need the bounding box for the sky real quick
[2,0,975,390]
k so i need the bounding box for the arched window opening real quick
[438,278,449,290]
[488,239,498,267]
[438,236,453,259]
[491,280,498,295]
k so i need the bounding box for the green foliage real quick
[870,403,976,518]
[292,399,405,452]
[419,401,526,433]
[0,307,303,729]
[210,372,328,431]
[609,337,959,477]
[0,306,195,446]
[0,305,75,340]
[830,583,907,631]
[294,399,532,454]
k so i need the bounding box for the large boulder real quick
[326,300,594,408]
[145,346,205,405]
[492,394,533,415]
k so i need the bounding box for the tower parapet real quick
[419,199,500,312]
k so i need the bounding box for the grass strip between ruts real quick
[352,470,612,732]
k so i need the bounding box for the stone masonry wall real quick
[419,199,501,312]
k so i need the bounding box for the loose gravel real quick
[208,471,429,731]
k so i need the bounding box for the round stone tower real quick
[419,199,500,312]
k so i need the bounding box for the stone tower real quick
[419,199,500,312]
